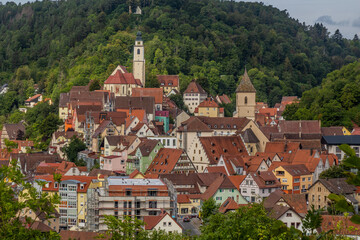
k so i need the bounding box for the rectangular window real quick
[294,178,300,183]
[136,201,140,208]
[149,211,157,216]
[149,201,157,208]
[114,201,118,208]
[148,190,158,196]
[128,201,132,208]
[124,202,127,208]
[286,213,292,217]
[126,189,132,196]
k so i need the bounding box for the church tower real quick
[133,31,145,86]
[235,69,256,120]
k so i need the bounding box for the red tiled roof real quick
[35,175,96,193]
[129,169,145,179]
[177,194,191,204]
[184,80,207,94]
[25,94,42,102]
[177,117,212,132]
[320,215,360,236]
[228,175,246,190]
[132,88,163,104]
[216,94,231,104]
[259,108,277,117]
[205,166,227,175]
[143,212,182,230]
[104,70,142,86]
[219,197,242,213]
[157,75,179,87]
[199,136,248,165]
[145,148,184,175]
[198,98,219,108]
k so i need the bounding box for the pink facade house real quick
[100,149,127,173]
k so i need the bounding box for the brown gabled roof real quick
[177,194,191,204]
[92,120,113,138]
[115,96,155,115]
[177,117,212,132]
[132,88,163,104]
[54,131,78,140]
[145,148,184,175]
[137,139,160,157]
[197,116,250,131]
[199,136,248,165]
[251,171,281,189]
[259,126,279,140]
[202,175,237,200]
[157,75,179,87]
[216,94,231,104]
[264,190,307,216]
[321,127,344,136]
[317,178,357,195]
[59,93,70,107]
[236,69,256,93]
[184,80,207,94]
[281,164,311,176]
[268,205,291,220]
[3,123,25,139]
[278,120,321,134]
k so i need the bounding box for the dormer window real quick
[80,184,84,190]
[54,183,58,188]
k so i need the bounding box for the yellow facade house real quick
[177,194,200,218]
[273,164,312,194]
[194,97,224,117]
[35,175,96,230]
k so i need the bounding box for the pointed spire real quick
[236,69,256,93]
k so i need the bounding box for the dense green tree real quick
[199,204,302,239]
[62,136,87,162]
[200,198,219,223]
[319,165,347,179]
[0,160,60,239]
[302,205,323,235]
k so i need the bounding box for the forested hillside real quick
[283,60,360,129]
[0,0,360,116]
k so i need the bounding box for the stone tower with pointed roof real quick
[234,69,256,120]
[133,31,145,86]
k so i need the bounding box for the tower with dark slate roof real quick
[133,31,145,86]
[234,69,256,120]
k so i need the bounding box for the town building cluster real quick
[2,32,360,237]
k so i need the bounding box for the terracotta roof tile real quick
[199,136,248,165]
[25,94,42,103]
[104,70,142,86]
[145,148,184,175]
[320,215,360,236]
[132,88,163,104]
[157,75,179,87]
[219,197,242,213]
[228,175,246,190]
[184,80,207,94]
[198,98,219,108]
[205,166,228,175]
[177,194,191,204]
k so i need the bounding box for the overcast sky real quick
[2,0,360,38]
[244,0,360,38]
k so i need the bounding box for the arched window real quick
[137,49,140,54]
[244,96,248,104]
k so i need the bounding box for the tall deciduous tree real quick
[0,160,60,239]
[62,136,86,162]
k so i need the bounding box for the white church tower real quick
[133,31,145,87]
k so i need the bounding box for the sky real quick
[244,0,360,38]
[2,0,360,39]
